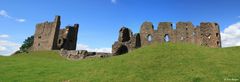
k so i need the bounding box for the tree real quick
[19,35,34,53]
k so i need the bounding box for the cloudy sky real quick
[0,0,240,56]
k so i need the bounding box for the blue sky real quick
[1,0,240,56]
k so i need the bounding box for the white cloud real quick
[15,19,26,22]
[0,40,20,56]
[0,34,9,38]
[111,0,117,4]
[221,22,240,47]
[77,43,112,53]
[0,10,11,18]
[0,46,7,51]
[0,10,26,23]
[238,16,240,18]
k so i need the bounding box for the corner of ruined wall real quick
[51,16,61,50]
[199,22,221,48]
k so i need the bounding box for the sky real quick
[0,0,240,56]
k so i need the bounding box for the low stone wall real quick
[59,50,112,60]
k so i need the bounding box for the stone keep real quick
[112,22,222,55]
[33,16,79,51]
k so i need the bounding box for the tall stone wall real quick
[33,16,60,51]
[112,21,222,55]
[33,16,79,51]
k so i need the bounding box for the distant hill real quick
[0,43,239,82]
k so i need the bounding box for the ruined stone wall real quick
[175,22,195,44]
[112,21,222,55]
[33,16,79,51]
[157,22,175,43]
[56,24,79,50]
[194,26,202,45]
[112,27,140,55]
[140,22,155,46]
[59,50,111,60]
[33,16,61,51]
[200,22,221,48]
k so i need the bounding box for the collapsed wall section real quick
[60,50,111,60]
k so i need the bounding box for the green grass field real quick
[0,43,240,82]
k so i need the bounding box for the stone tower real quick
[33,16,60,51]
[33,16,79,51]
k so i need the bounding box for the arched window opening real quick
[180,37,184,40]
[193,32,195,36]
[38,36,42,39]
[58,39,62,44]
[216,33,219,37]
[146,34,152,42]
[217,41,220,46]
[164,34,170,42]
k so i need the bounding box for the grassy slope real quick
[0,43,240,82]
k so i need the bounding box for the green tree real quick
[19,35,34,53]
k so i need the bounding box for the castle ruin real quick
[32,16,222,59]
[112,22,221,55]
[32,16,111,60]
[33,16,79,51]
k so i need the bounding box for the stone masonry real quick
[112,27,141,55]
[59,50,111,60]
[112,22,222,55]
[32,16,112,60]
[33,16,79,51]
[32,16,222,59]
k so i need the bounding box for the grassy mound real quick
[0,43,240,82]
